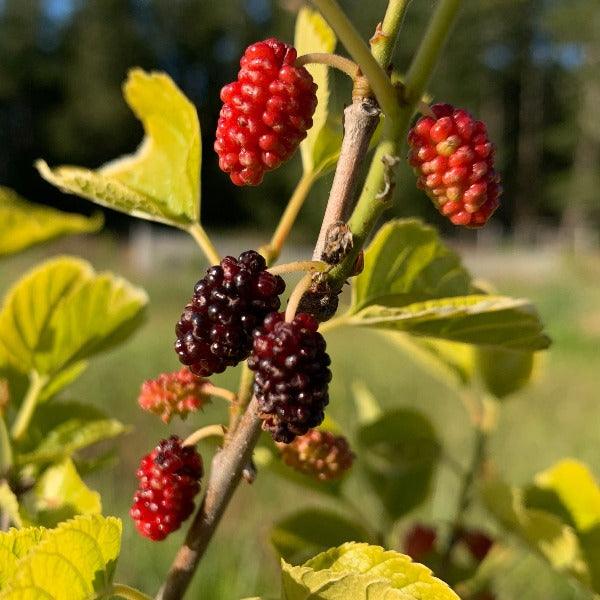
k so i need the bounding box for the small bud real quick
[0,379,9,413]
[277,429,354,481]
[321,221,353,265]
[297,280,341,323]
[138,367,211,423]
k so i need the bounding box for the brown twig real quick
[312,98,381,259]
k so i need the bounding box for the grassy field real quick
[2,234,600,599]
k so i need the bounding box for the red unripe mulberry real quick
[130,436,203,541]
[215,38,318,186]
[408,104,501,227]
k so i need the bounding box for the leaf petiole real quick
[11,371,48,442]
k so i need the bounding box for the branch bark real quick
[313,98,380,260]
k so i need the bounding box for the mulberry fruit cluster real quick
[175,251,285,377]
[248,312,331,443]
[138,367,210,423]
[214,38,318,186]
[408,103,501,227]
[130,436,203,541]
[277,429,354,481]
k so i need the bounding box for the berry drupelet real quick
[277,429,354,481]
[175,251,285,377]
[408,103,501,227]
[138,367,210,423]
[248,312,331,443]
[130,436,203,541]
[214,38,318,186]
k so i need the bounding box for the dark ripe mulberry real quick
[130,436,203,541]
[277,429,354,481]
[214,38,318,186]
[175,251,285,377]
[408,103,501,227]
[248,312,331,443]
[403,524,437,561]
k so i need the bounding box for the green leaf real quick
[378,332,475,389]
[348,295,551,351]
[38,361,88,403]
[295,8,342,177]
[36,68,200,227]
[17,401,126,465]
[475,346,536,399]
[356,409,440,520]
[350,220,472,314]
[30,458,101,527]
[253,445,344,499]
[272,509,371,565]
[0,256,148,377]
[0,482,22,529]
[0,187,103,258]
[482,479,590,587]
[0,514,122,599]
[281,542,459,599]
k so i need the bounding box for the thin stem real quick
[11,372,48,441]
[268,260,327,276]
[187,222,221,265]
[285,272,314,323]
[110,583,152,600]
[183,425,225,447]
[261,172,316,264]
[228,362,255,434]
[442,426,487,564]
[297,52,359,79]
[404,0,463,103]
[310,0,399,120]
[203,383,237,404]
[370,0,411,68]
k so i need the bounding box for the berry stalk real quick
[296,52,359,79]
[186,222,221,265]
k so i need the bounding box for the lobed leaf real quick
[282,542,459,599]
[0,256,148,378]
[0,187,103,258]
[295,8,342,177]
[37,68,201,227]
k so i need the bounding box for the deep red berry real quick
[277,429,354,481]
[248,312,331,443]
[408,103,501,227]
[175,251,285,377]
[460,528,494,562]
[403,524,437,561]
[130,436,203,541]
[138,367,211,423]
[214,38,318,186]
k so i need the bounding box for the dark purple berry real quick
[175,251,285,377]
[248,312,331,443]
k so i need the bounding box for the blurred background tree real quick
[0,0,598,243]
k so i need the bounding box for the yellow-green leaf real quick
[0,187,103,258]
[31,458,101,527]
[0,527,45,587]
[0,514,122,599]
[482,479,590,587]
[282,542,459,599]
[295,8,342,177]
[349,295,551,351]
[351,220,473,313]
[36,68,200,227]
[0,256,148,377]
